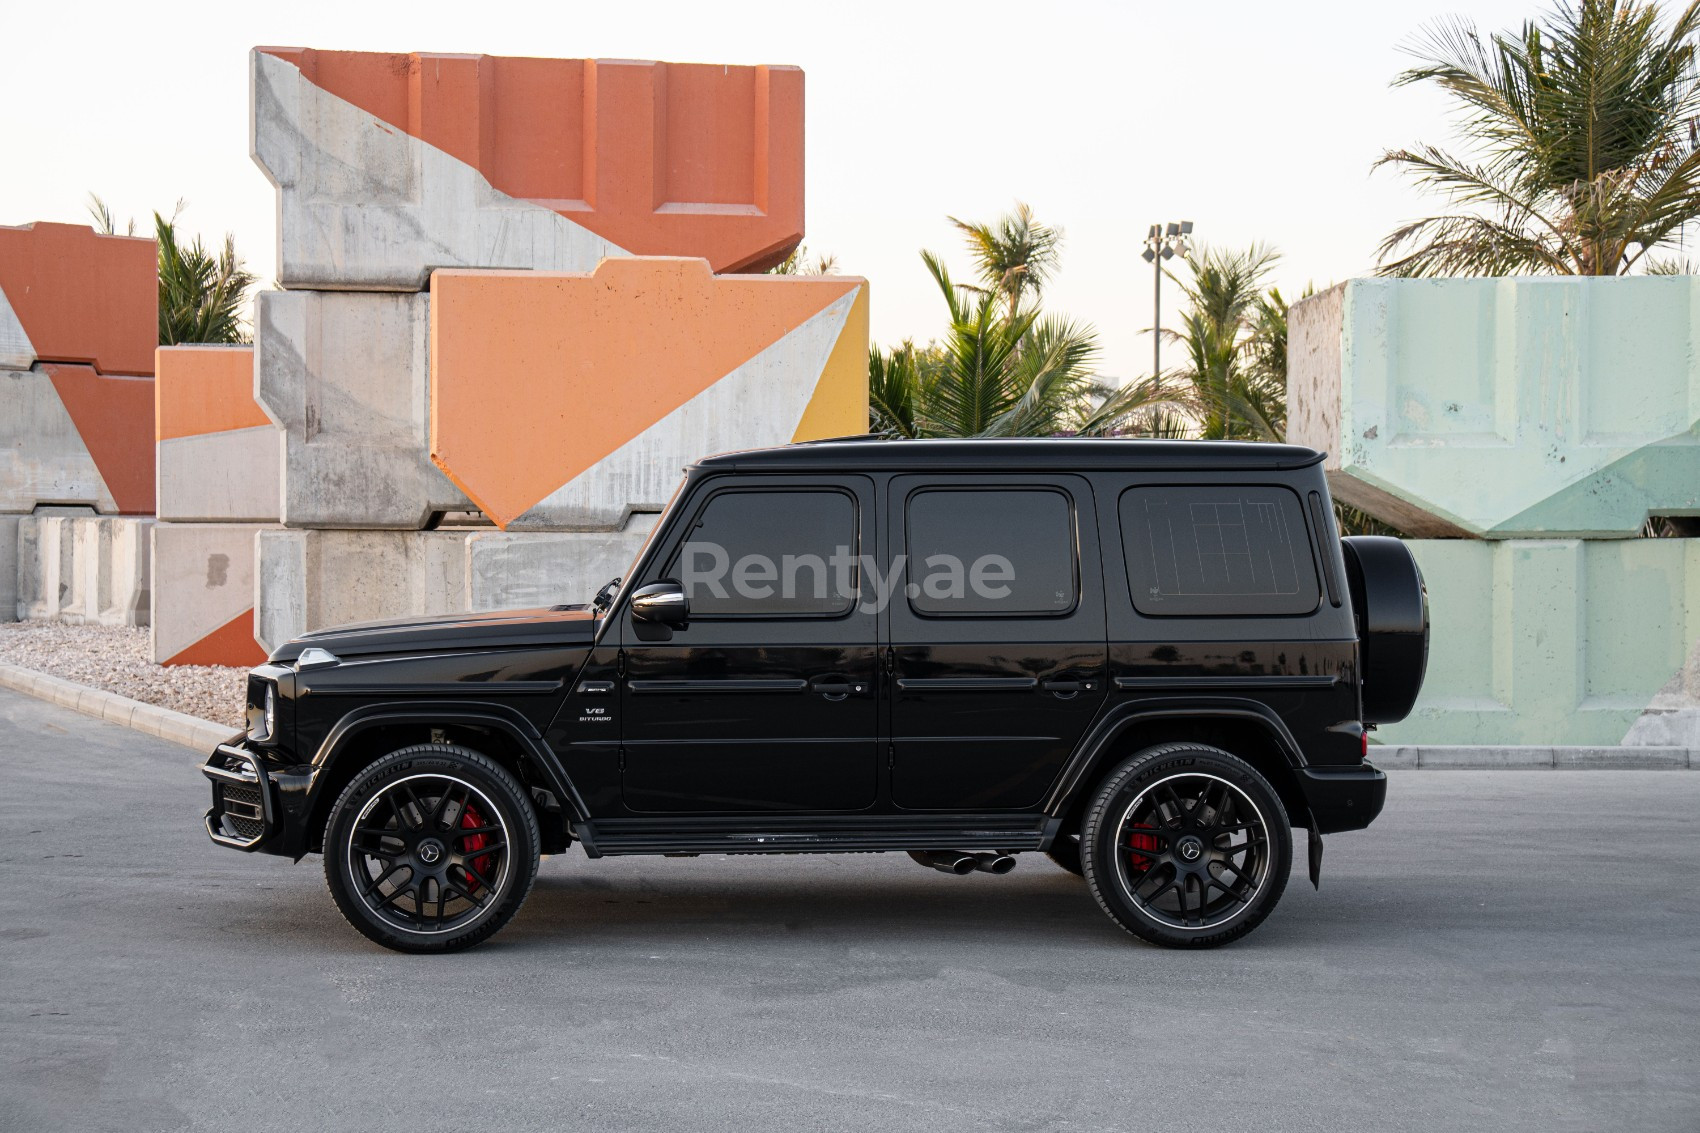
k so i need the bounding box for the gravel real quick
[0,620,246,728]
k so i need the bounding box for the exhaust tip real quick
[908,850,979,875]
[974,852,1017,875]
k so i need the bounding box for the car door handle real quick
[809,678,867,699]
[1042,677,1098,696]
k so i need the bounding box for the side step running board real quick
[582,816,1052,857]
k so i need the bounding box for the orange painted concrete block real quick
[254,48,804,287]
[39,364,156,515]
[430,257,868,530]
[0,223,157,376]
[155,346,280,522]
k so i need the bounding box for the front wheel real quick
[323,744,541,953]
[1081,743,1291,948]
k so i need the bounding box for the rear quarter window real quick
[1120,485,1320,617]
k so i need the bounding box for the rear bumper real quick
[202,743,314,857]
[1297,763,1387,834]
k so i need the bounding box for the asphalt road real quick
[1,685,1696,1133]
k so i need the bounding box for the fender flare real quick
[1042,696,1311,819]
[310,700,589,824]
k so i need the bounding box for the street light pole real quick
[1142,221,1192,383]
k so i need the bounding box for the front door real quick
[886,474,1108,810]
[619,475,879,813]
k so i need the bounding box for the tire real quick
[1081,743,1291,949]
[322,744,541,953]
[1045,835,1085,877]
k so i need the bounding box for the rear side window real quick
[906,489,1077,616]
[670,489,857,617]
[1121,486,1319,617]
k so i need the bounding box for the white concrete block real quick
[150,523,271,664]
[0,514,18,623]
[255,289,472,529]
[0,285,33,370]
[0,368,116,513]
[256,529,469,651]
[467,516,657,610]
[158,427,281,523]
[16,515,151,626]
[251,50,623,292]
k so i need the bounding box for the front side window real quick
[1121,485,1320,617]
[669,489,856,617]
[905,489,1077,616]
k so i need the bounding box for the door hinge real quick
[887,742,895,769]
[618,745,626,772]
[615,649,627,678]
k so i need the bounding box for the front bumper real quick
[1297,762,1388,834]
[202,743,315,856]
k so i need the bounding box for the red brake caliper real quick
[460,804,493,892]
[1128,824,1160,874]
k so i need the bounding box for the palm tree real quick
[1376,0,1700,276]
[767,244,839,275]
[947,202,1062,321]
[869,205,1191,439]
[1164,244,1284,440]
[88,194,257,344]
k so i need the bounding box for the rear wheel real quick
[323,744,540,953]
[1081,743,1290,948]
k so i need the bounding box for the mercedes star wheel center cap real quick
[1177,836,1204,862]
[418,840,443,865]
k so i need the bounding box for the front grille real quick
[204,745,272,850]
[217,781,265,841]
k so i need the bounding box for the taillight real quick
[1361,730,1370,761]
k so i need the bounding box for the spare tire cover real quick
[1342,536,1429,724]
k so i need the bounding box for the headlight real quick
[248,682,277,743]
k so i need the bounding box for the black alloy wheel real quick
[323,744,540,953]
[1081,743,1290,948]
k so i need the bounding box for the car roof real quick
[692,436,1326,473]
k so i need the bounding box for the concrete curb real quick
[0,661,235,753]
[1375,745,1696,770]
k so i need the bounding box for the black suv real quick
[203,438,1427,953]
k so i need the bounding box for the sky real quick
[2,0,1539,382]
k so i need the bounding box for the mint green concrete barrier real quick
[1379,538,1700,746]
[1290,278,1700,538]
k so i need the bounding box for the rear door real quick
[885,474,1107,810]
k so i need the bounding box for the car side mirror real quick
[630,580,689,626]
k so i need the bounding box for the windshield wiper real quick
[591,577,621,614]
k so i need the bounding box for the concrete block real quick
[467,517,657,611]
[1289,277,1700,538]
[0,222,156,376]
[256,289,470,528]
[256,529,468,651]
[252,49,802,289]
[255,523,657,650]
[156,346,280,523]
[1381,538,1700,747]
[430,259,869,529]
[16,515,152,626]
[1,367,117,513]
[0,514,18,623]
[151,523,271,666]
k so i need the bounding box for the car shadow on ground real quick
[186,854,1410,957]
